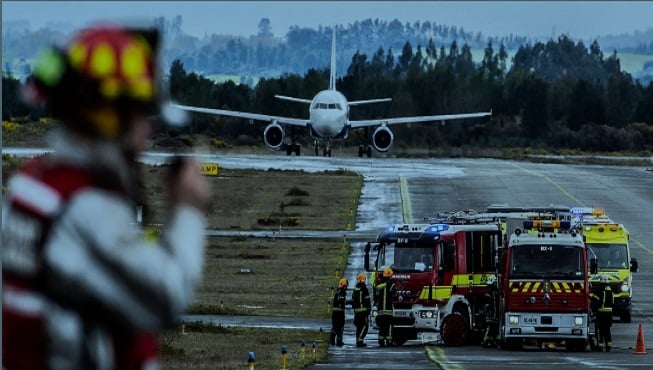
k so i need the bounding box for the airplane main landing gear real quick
[285,143,301,156]
[358,145,372,158]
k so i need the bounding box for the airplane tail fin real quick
[329,27,336,91]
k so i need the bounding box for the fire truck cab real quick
[497,219,590,351]
[365,219,501,346]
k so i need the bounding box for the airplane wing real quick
[349,98,392,106]
[349,111,491,129]
[274,95,313,104]
[172,104,309,127]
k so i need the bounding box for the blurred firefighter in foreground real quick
[375,267,396,347]
[352,273,372,347]
[331,277,349,346]
[2,24,209,369]
[591,275,614,352]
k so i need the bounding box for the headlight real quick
[621,283,630,293]
[419,310,435,318]
[574,316,584,326]
[509,315,520,325]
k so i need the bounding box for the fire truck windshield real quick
[510,245,584,279]
[587,243,628,269]
[379,244,434,272]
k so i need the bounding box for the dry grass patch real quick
[161,324,329,370]
[140,166,363,230]
[189,237,350,317]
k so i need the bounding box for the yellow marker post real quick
[312,341,317,361]
[199,163,219,176]
[280,345,288,370]
[247,351,256,370]
[300,340,306,360]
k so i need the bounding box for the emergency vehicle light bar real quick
[523,220,571,230]
[425,224,449,233]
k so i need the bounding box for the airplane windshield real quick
[587,243,628,269]
[511,244,583,279]
[312,103,343,110]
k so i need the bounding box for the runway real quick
[5,148,653,368]
[175,151,653,369]
[198,153,653,369]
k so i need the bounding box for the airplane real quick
[173,29,491,157]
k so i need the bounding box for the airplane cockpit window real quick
[336,103,342,110]
[312,103,319,109]
[328,103,336,109]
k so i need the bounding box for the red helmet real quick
[26,25,163,139]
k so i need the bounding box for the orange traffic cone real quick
[634,324,647,354]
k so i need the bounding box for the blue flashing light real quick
[426,224,449,233]
[560,221,571,230]
[523,220,534,230]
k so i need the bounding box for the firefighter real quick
[482,275,499,348]
[352,273,372,347]
[375,267,396,347]
[330,277,349,346]
[2,25,209,369]
[591,275,614,351]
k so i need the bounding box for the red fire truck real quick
[365,217,501,346]
[495,219,592,351]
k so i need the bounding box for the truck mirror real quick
[630,258,638,273]
[590,258,598,274]
[364,242,371,271]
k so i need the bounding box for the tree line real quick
[4,35,653,152]
[165,35,653,152]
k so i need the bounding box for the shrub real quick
[286,186,309,196]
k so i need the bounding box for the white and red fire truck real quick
[495,219,591,351]
[365,216,501,346]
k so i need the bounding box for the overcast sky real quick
[3,1,653,40]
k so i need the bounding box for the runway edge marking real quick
[425,345,466,370]
[400,177,414,224]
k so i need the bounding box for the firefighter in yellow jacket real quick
[352,273,372,347]
[591,275,614,351]
[375,267,396,347]
[330,277,349,346]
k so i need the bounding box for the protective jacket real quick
[352,282,371,314]
[374,277,395,315]
[332,286,348,313]
[2,130,207,370]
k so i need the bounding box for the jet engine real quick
[263,122,285,150]
[372,125,394,152]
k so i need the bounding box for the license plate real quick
[523,317,538,324]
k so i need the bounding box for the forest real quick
[3,32,653,153]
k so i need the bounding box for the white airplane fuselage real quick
[308,90,350,140]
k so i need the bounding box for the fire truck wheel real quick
[565,339,587,352]
[500,338,523,350]
[440,313,469,346]
[392,334,408,346]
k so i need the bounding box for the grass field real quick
[140,164,362,369]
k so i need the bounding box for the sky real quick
[3,1,653,41]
